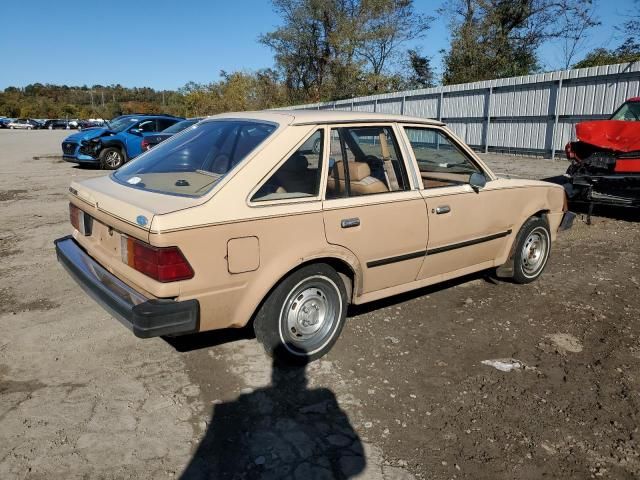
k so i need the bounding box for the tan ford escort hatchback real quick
[55,110,573,361]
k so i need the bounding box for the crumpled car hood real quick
[575,120,640,152]
[63,128,111,143]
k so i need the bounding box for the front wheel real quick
[99,147,125,170]
[512,217,551,284]
[254,263,348,362]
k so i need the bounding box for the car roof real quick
[115,113,182,119]
[204,109,444,127]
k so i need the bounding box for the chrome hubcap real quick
[521,227,548,276]
[105,151,122,167]
[287,288,329,338]
[280,276,341,355]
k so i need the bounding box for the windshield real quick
[107,117,138,132]
[162,119,199,134]
[113,120,277,196]
[611,102,640,121]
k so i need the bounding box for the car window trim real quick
[400,124,494,191]
[322,122,417,202]
[247,126,325,207]
[392,123,421,190]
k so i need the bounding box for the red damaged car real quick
[565,97,640,208]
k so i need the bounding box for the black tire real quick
[512,216,551,284]
[99,147,125,170]
[254,263,348,363]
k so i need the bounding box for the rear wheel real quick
[99,147,125,170]
[254,263,348,362]
[512,217,551,284]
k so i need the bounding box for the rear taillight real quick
[69,203,92,235]
[141,138,151,151]
[121,236,194,282]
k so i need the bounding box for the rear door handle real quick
[434,205,451,215]
[341,218,360,228]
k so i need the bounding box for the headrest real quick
[280,154,308,173]
[332,161,371,181]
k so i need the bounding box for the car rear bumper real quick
[54,235,199,338]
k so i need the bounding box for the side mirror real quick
[469,172,487,192]
[129,128,142,136]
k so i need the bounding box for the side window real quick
[325,126,409,198]
[137,119,157,132]
[251,130,324,202]
[404,128,480,189]
[156,118,177,131]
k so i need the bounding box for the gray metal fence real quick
[280,62,640,159]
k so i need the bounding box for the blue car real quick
[61,114,183,169]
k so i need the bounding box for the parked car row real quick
[0,117,110,130]
[61,114,201,169]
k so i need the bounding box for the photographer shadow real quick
[180,345,365,479]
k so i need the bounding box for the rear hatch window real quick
[113,120,277,197]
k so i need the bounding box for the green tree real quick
[573,0,640,68]
[261,0,430,102]
[405,49,435,88]
[573,39,640,69]
[441,0,599,85]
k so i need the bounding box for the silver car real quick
[8,118,42,130]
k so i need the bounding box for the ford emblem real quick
[136,215,148,226]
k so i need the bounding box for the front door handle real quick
[434,205,451,215]
[341,218,360,228]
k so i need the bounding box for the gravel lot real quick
[1,130,639,479]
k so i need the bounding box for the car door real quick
[126,119,157,157]
[322,124,428,295]
[401,126,512,280]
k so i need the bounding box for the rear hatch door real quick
[70,175,206,240]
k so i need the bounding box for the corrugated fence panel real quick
[489,120,549,150]
[280,62,640,157]
[491,85,551,117]
[333,103,353,111]
[352,101,375,112]
[442,92,485,118]
[377,99,403,114]
[446,120,484,146]
[404,95,439,118]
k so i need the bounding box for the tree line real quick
[1,0,638,119]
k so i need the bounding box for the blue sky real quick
[0,0,635,90]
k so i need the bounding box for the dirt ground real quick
[0,130,638,480]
